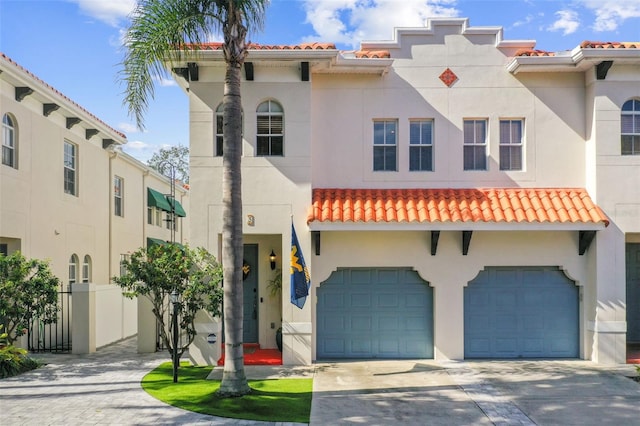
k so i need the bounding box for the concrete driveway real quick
[3,336,640,425]
[311,359,640,425]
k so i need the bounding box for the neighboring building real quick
[0,52,189,353]
[175,18,640,366]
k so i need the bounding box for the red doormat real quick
[628,344,640,364]
[217,343,282,366]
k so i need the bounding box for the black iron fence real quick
[28,286,72,353]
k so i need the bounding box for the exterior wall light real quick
[269,250,277,270]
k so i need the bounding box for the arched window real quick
[69,254,79,290]
[622,99,640,155]
[82,255,92,283]
[256,100,283,156]
[215,103,244,157]
[215,103,224,157]
[2,113,17,168]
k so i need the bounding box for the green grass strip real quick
[142,362,312,423]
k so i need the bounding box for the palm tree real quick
[120,0,268,397]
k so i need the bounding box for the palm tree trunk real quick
[218,51,250,397]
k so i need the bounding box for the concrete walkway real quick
[0,338,300,425]
[2,337,640,425]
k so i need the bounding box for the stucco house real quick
[173,18,639,365]
[0,52,189,354]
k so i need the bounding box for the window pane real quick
[475,146,486,169]
[257,116,270,134]
[215,136,224,157]
[373,146,385,170]
[463,146,475,170]
[500,121,511,144]
[463,121,476,144]
[511,121,522,143]
[622,115,634,133]
[384,146,396,170]
[271,116,283,135]
[374,122,385,145]
[216,115,223,134]
[257,136,270,155]
[422,121,432,145]
[634,115,640,133]
[410,146,433,171]
[385,121,396,145]
[622,100,634,111]
[474,121,486,144]
[409,122,420,145]
[256,101,270,113]
[271,137,284,156]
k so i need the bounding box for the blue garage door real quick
[464,267,579,358]
[317,268,433,359]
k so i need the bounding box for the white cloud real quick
[302,0,459,47]
[70,0,136,27]
[118,122,140,134]
[548,10,580,35]
[155,76,178,87]
[578,0,640,32]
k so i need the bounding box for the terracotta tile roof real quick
[352,50,391,59]
[515,41,639,57]
[308,188,609,226]
[185,42,390,58]
[515,49,556,57]
[188,42,337,51]
[580,41,640,49]
[0,52,127,140]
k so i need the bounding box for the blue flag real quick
[290,222,311,309]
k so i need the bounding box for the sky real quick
[1,0,639,163]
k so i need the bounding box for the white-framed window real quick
[463,119,487,171]
[114,176,124,217]
[499,119,523,170]
[119,254,130,277]
[622,99,640,155]
[147,206,164,226]
[256,100,283,156]
[82,255,91,283]
[373,120,397,171]
[215,102,244,157]
[165,212,173,229]
[69,254,79,291]
[2,113,17,168]
[215,103,224,157]
[409,120,433,171]
[64,141,78,195]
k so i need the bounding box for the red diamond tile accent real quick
[439,68,458,87]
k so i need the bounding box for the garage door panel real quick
[351,269,372,284]
[465,266,578,359]
[322,338,345,355]
[351,316,372,331]
[378,316,398,331]
[321,315,345,331]
[378,293,399,307]
[318,268,433,359]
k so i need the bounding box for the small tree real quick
[113,244,222,361]
[0,252,60,345]
[148,145,190,184]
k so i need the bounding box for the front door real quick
[627,244,640,342]
[243,244,259,343]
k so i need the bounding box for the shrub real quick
[0,325,40,378]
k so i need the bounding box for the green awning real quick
[146,238,185,250]
[147,237,168,248]
[147,188,172,212]
[167,198,186,217]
